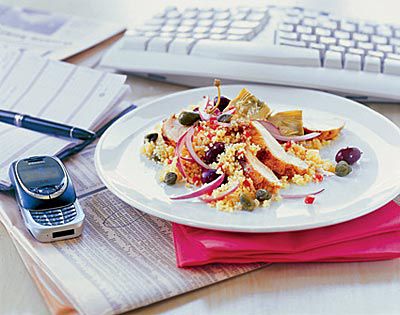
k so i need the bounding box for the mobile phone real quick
[9,156,84,242]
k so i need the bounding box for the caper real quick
[145,133,158,143]
[240,193,256,211]
[256,189,272,202]
[217,113,232,123]
[178,111,200,126]
[335,161,352,177]
[164,172,178,185]
[151,154,161,163]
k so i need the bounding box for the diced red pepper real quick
[284,141,292,150]
[313,173,324,183]
[304,195,316,204]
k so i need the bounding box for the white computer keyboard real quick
[101,5,400,102]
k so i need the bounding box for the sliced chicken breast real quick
[242,149,282,193]
[161,115,188,146]
[250,121,308,177]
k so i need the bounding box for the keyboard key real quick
[176,25,193,33]
[279,40,307,48]
[165,10,181,19]
[359,24,374,35]
[297,25,313,34]
[309,42,326,51]
[340,21,357,32]
[384,59,400,75]
[121,36,149,51]
[210,27,227,34]
[324,50,342,68]
[214,20,231,28]
[300,34,317,42]
[338,39,355,48]
[193,26,211,34]
[367,50,384,59]
[175,33,191,38]
[328,45,346,54]
[347,47,365,55]
[371,35,388,45]
[279,23,295,32]
[214,12,230,20]
[232,12,248,20]
[164,18,181,26]
[230,20,261,29]
[198,11,214,19]
[191,40,320,66]
[193,33,209,40]
[315,28,331,37]
[302,18,317,27]
[386,53,400,61]
[228,28,254,40]
[376,26,393,37]
[279,31,298,41]
[319,36,337,45]
[319,20,337,30]
[198,19,214,27]
[147,37,174,52]
[181,9,198,19]
[344,53,362,70]
[161,25,177,33]
[226,34,247,41]
[210,34,228,40]
[334,30,350,39]
[376,44,393,53]
[283,16,301,25]
[357,42,374,50]
[246,13,268,22]
[181,19,197,27]
[389,37,400,46]
[364,56,381,72]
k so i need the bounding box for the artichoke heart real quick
[268,110,304,136]
[227,88,271,120]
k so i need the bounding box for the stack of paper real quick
[0,4,125,60]
[0,48,128,187]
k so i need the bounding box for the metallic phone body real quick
[9,156,84,242]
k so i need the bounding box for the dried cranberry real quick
[201,169,219,184]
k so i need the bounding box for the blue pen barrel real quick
[0,110,17,124]
[23,115,71,137]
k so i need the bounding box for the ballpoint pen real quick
[0,109,96,140]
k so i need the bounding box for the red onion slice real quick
[185,127,212,169]
[199,97,211,121]
[170,174,225,200]
[200,181,240,202]
[258,120,321,142]
[180,156,194,162]
[175,129,190,179]
[281,188,325,199]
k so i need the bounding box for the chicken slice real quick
[250,121,308,177]
[242,149,282,194]
[161,115,188,146]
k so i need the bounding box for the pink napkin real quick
[172,201,400,267]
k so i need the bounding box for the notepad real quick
[0,48,128,187]
[0,4,125,60]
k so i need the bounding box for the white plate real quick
[95,85,400,232]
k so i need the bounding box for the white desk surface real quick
[0,1,399,314]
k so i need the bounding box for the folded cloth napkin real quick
[172,201,400,267]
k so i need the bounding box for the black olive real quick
[145,133,158,142]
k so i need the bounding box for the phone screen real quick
[17,158,64,189]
